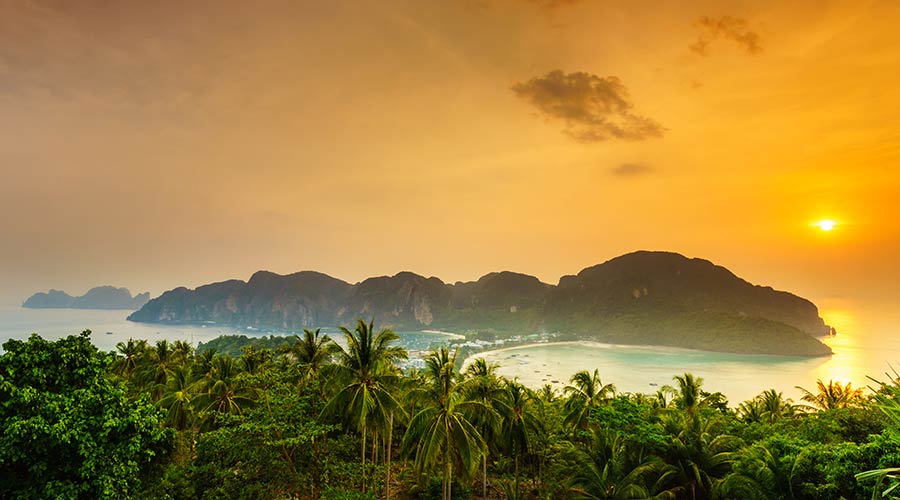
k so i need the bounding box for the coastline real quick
[459,339,819,375]
[420,329,466,340]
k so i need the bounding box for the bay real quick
[463,299,900,404]
[2,299,899,406]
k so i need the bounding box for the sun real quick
[816,219,837,231]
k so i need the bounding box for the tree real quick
[189,373,336,500]
[662,411,750,500]
[281,328,338,381]
[403,347,488,500]
[463,357,504,498]
[111,338,148,380]
[136,339,183,400]
[565,427,673,500]
[498,380,543,498]
[796,379,865,411]
[0,331,172,499]
[564,369,617,432]
[856,369,900,498]
[157,364,198,431]
[323,319,407,493]
[673,373,704,414]
[195,355,258,429]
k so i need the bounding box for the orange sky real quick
[1,0,898,306]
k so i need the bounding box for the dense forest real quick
[2,323,900,500]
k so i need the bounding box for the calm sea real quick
[2,300,898,405]
[462,299,900,404]
[0,305,457,355]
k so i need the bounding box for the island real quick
[24,286,151,310]
[128,251,833,356]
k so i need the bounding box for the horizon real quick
[2,1,899,309]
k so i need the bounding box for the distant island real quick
[128,251,833,357]
[23,286,150,310]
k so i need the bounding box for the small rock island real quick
[23,286,150,310]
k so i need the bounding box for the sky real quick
[1,0,899,308]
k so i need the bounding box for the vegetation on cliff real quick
[129,252,832,356]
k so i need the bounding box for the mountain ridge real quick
[127,251,832,356]
[23,286,150,310]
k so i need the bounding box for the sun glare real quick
[816,219,837,231]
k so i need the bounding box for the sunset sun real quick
[816,219,837,231]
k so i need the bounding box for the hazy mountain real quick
[128,251,832,356]
[23,286,150,310]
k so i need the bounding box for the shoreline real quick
[460,339,816,370]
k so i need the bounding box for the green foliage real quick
[7,326,900,500]
[0,331,173,500]
[196,334,295,358]
[424,476,472,500]
[589,396,670,452]
[321,488,377,500]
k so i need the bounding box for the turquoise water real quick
[2,300,899,405]
[464,300,900,404]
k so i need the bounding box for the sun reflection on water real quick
[816,307,860,386]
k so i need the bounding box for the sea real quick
[1,299,899,406]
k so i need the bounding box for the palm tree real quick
[795,379,865,411]
[402,347,489,500]
[136,340,178,400]
[157,365,198,431]
[498,380,543,498]
[322,319,407,493]
[736,398,765,424]
[565,427,674,500]
[193,348,216,379]
[195,355,257,429]
[282,328,338,380]
[537,384,558,403]
[757,389,795,423]
[662,411,749,500]
[112,338,148,380]
[240,345,273,375]
[463,358,503,498]
[171,340,194,360]
[564,369,617,432]
[673,373,704,414]
[856,368,900,497]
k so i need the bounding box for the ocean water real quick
[462,300,900,404]
[0,305,458,355]
[2,301,899,406]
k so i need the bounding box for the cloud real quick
[511,70,665,142]
[690,16,761,56]
[611,163,653,177]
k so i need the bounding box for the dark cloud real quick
[511,70,665,142]
[690,16,761,56]
[611,163,653,177]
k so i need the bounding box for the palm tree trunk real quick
[386,412,393,500]
[482,453,488,498]
[448,461,453,500]
[443,462,448,500]
[514,455,519,499]
[361,424,367,493]
[372,429,378,466]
